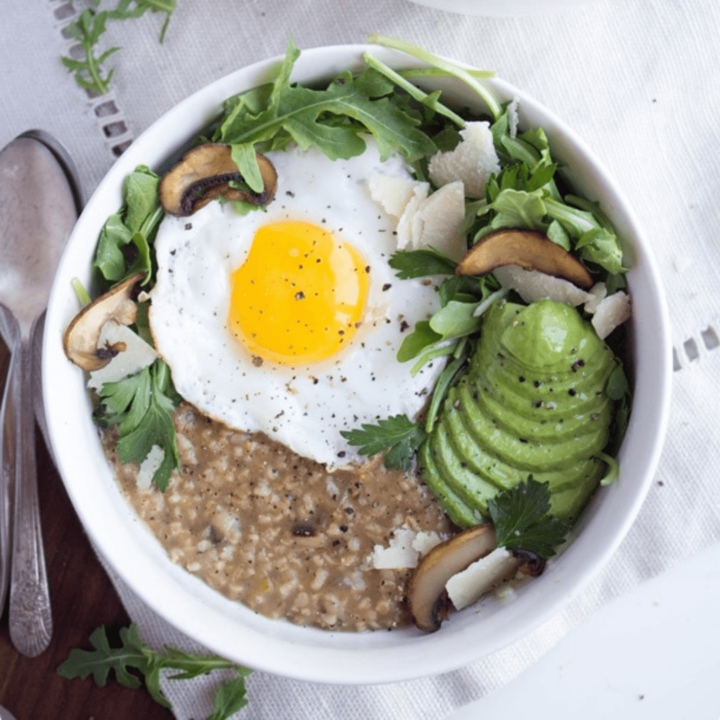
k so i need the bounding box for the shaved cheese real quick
[396,182,466,260]
[583,281,608,314]
[428,121,500,198]
[446,547,519,611]
[137,444,165,490]
[87,320,158,390]
[370,526,419,569]
[396,182,430,249]
[371,527,447,569]
[591,291,632,339]
[493,265,593,306]
[368,175,418,219]
[411,530,446,555]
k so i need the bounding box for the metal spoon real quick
[0,703,19,720]
[0,131,81,656]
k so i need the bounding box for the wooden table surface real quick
[0,412,174,718]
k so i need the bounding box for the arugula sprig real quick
[57,624,251,720]
[61,6,119,96]
[96,359,181,491]
[62,0,176,96]
[488,478,570,559]
[214,38,441,192]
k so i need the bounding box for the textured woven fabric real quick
[6,1,720,718]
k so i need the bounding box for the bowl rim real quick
[42,42,672,684]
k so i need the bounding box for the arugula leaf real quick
[215,38,438,183]
[62,0,176,95]
[107,0,176,43]
[368,35,502,121]
[97,360,180,491]
[340,415,427,472]
[58,624,251,720]
[487,478,570,559]
[61,6,119,96]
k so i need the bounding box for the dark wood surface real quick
[0,427,174,720]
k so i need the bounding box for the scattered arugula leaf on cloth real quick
[57,624,251,720]
[62,0,176,96]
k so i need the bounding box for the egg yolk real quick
[228,220,369,364]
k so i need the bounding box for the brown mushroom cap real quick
[158,143,278,217]
[63,272,145,372]
[408,523,496,633]
[456,229,594,289]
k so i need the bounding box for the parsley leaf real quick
[487,478,570,559]
[388,248,457,279]
[340,415,427,472]
[57,624,251,720]
[96,360,180,491]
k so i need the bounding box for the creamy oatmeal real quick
[107,402,453,631]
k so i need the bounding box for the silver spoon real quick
[0,703,18,720]
[0,131,81,657]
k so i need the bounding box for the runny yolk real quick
[228,220,369,364]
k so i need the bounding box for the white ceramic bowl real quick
[43,44,671,684]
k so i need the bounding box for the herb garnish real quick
[340,415,427,472]
[94,165,163,289]
[96,359,181,492]
[62,0,176,96]
[213,37,440,193]
[488,478,570,559]
[57,624,251,720]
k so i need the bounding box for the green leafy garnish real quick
[96,359,180,491]
[466,107,627,275]
[62,0,176,96]
[214,38,439,189]
[340,415,427,472]
[94,165,163,288]
[388,248,458,279]
[61,6,119,96]
[57,624,251,720]
[487,478,570,559]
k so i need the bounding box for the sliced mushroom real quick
[63,272,145,372]
[158,143,278,217]
[456,229,594,289]
[408,523,496,632]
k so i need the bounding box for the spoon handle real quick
[8,330,52,657]
[0,313,16,615]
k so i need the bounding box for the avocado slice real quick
[418,442,479,529]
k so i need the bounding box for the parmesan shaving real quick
[87,320,158,390]
[428,121,500,198]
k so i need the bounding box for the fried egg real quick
[149,140,447,467]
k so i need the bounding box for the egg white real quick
[149,140,447,467]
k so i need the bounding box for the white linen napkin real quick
[7,0,720,717]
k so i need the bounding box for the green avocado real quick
[420,298,618,528]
